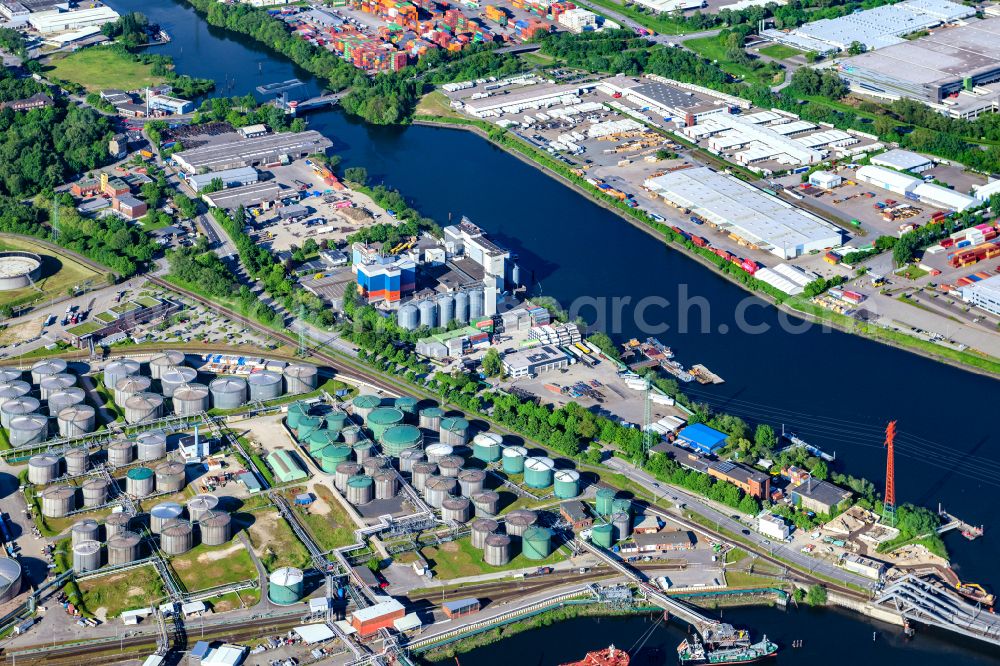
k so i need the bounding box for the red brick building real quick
[350,599,405,637]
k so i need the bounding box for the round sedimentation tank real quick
[351,394,381,421]
[522,527,553,560]
[439,417,469,446]
[172,383,210,416]
[295,415,322,441]
[155,461,187,493]
[596,488,617,516]
[187,494,219,522]
[160,366,198,398]
[471,490,501,517]
[123,392,163,424]
[471,518,499,549]
[425,443,453,465]
[382,425,422,457]
[341,426,361,445]
[0,368,20,384]
[523,457,555,489]
[31,358,67,385]
[107,531,142,566]
[334,462,361,492]
[108,441,134,467]
[399,448,425,473]
[39,373,75,400]
[352,443,371,463]
[41,485,76,518]
[418,407,444,430]
[418,299,437,329]
[437,455,463,478]
[149,351,185,379]
[411,462,437,492]
[71,518,100,547]
[394,396,418,416]
[47,387,85,416]
[397,303,419,331]
[64,447,89,477]
[424,476,457,508]
[505,510,538,537]
[28,454,61,484]
[114,375,152,406]
[268,567,304,605]
[150,502,183,534]
[248,371,283,401]
[554,470,581,499]
[0,381,30,411]
[611,498,632,517]
[458,469,486,497]
[125,467,155,497]
[136,431,167,461]
[209,377,247,410]
[1,396,40,428]
[103,358,140,388]
[484,534,511,566]
[437,293,455,326]
[283,364,318,395]
[9,414,47,447]
[442,496,472,523]
[320,445,352,473]
[72,540,102,573]
[307,429,338,455]
[374,470,398,500]
[612,512,632,541]
[0,558,22,603]
[82,478,109,507]
[454,290,469,324]
[346,475,374,505]
[362,457,387,476]
[368,407,404,442]
[472,433,503,463]
[104,511,132,536]
[58,404,96,437]
[286,402,308,431]
[469,288,485,320]
[198,510,232,546]
[591,523,615,548]
[502,446,527,474]
[160,520,194,555]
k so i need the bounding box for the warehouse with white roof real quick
[871,149,933,173]
[856,165,977,210]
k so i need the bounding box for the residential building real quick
[350,599,405,636]
[109,134,129,159]
[790,478,852,515]
[559,500,593,530]
[501,345,572,378]
[707,460,770,500]
[1,93,53,112]
[756,512,790,540]
[676,423,729,455]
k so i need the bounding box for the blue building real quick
[352,243,416,303]
[676,423,729,455]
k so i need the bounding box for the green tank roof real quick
[127,467,153,480]
[440,416,468,431]
[368,407,404,426]
[352,394,381,409]
[347,475,374,488]
[394,396,418,413]
[419,407,444,417]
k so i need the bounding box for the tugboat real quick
[677,634,778,664]
[560,644,631,666]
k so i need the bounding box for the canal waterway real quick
[111,0,1000,657]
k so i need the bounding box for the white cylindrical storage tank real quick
[1,397,40,428]
[150,502,184,534]
[341,426,361,445]
[397,303,419,331]
[72,540,102,573]
[505,509,538,537]
[334,462,361,492]
[523,456,555,489]
[82,478,109,507]
[198,510,232,546]
[441,495,472,523]
[399,448,425,473]
[209,377,247,410]
[31,358,67,385]
[0,381,30,412]
[41,485,76,518]
[454,291,469,324]
[0,558,22,603]
[458,469,487,497]
[172,383,210,416]
[104,511,132,537]
[373,470,398,500]
[471,518,498,549]
[125,467,155,497]
[283,364,318,395]
[124,392,163,424]
[39,373,75,401]
[58,404,96,437]
[108,441,134,467]
[107,531,142,566]
[114,375,152,407]
[71,518,101,547]
[436,293,455,326]
[47,387,85,416]
[484,534,511,566]
[137,431,168,461]
[472,433,503,463]
[154,461,186,493]
[149,350,185,379]
[186,494,219,522]
[27,453,61,484]
[64,447,89,477]
[9,413,47,447]
[469,288,485,320]
[248,371,283,402]
[160,519,194,555]
[0,367,20,384]
[159,366,197,398]
[103,358,140,389]
[418,299,437,329]
[612,511,632,541]
[439,417,469,446]
[437,455,463,478]
[471,490,501,517]
[425,443,453,465]
[424,476,457,508]
[346,475,374,505]
[268,567,304,605]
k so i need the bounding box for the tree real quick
[806,584,827,605]
[344,167,368,185]
[754,424,777,453]
[481,348,503,377]
[847,40,866,55]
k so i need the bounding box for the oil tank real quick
[362,457,388,476]
[522,527,553,560]
[504,510,538,537]
[295,415,322,441]
[399,448,425,473]
[198,510,232,546]
[523,457,554,489]
[454,291,469,324]
[502,446,527,474]
[307,429,338,455]
[114,375,152,406]
[341,426,361,445]
[320,445,352,473]
[424,476,457,508]
[108,441,134,467]
[155,461,186,493]
[70,518,100,547]
[160,519,194,555]
[0,381,30,411]
[368,407,404,442]
[187,494,219,522]
[159,366,198,398]
[125,467,155,497]
[172,383,210,415]
[72,540,102,573]
[458,469,486,497]
[351,394,381,421]
[436,293,455,326]
[286,402,308,431]
[382,425,422,456]
[104,511,132,536]
[57,404,96,437]
[471,518,498,549]
[373,470,398,500]
[352,443,371,463]
[107,531,142,566]
[209,377,247,410]
[471,490,501,517]
[268,567,304,605]
[591,523,614,548]
[425,443,453,464]
[346,475,374,505]
[324,412,348,434]
[283,364,318,395]
[595,488,616,516]
[483,534,511,566]
[32,358,67,384]
[472,433,503,463]
[418,299,437,329]
[0,558,22,603]
[27,454,61,484]
[248,371,283,401]
[334,462,361,492]
[9,413,48,447]
[41,485,75,518]
[39,374,75,401]
[554,470,581,499]
[64,447,89,477]
[469,288,485,320]
[136,431,167,461]
[393,396,418,416]
[103,358,140,388]
[418,407,444,430]
[149,350,185,379]
[439,417,469,446]
[82,478,109,507]
[123,392,163,424]
[611,498,632,516]
[441,496,471,523]
[437,455,463,478]
[0,367,20,384]
[150,502,183,534]
[612,512,632,541]
[411,462,437,492]
[397,303,419,331]
[47,387,85,416]
[1,396,40,428]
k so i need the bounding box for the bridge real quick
[873,574,1000,647]
[276,91,348,115]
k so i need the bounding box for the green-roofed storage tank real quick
[553,469,580,499]
[418,407,444,430]
[394,396,418,415]
[591,523,614,549]
[324,412,348,433]
[295,415,322,440]
[352,394,381,420]
[382,424,422,456]
[502,445,527,474]
[596,488,617,516]
[523,457,554,489]
[472,433,503,463]
[286,402,308,431]
[368,407,405,442]
[346,474,374,505]
[521,526,553,560]
[307,428,339,454]
[612,498,632,516]
[439,416,469,446]
[320,445,352,473]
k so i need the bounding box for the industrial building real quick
[27,5,120,33]
[172,131,333,174]
[870,149,933,173]
[266,450,308,484]
[560,500,593,530]
[146,94,194,115]
[627,530,695,552]
[444,218,512,299]
[599,75,745,127]
[753,263,820,296]
[460,81,598,118]
[353,243,417,303]
[350,598,405,636]
[630,0,703,12]
[501,345,572,378]
[790,479,853,515]
[675,423,729,455]
[186,167,259,193]
[527,323,581,346]
[960,273,1000,315]
[645,167,843,258]
[842,553,886,579]
[202,182,286,210]
[112,194,147,220]
[855,165,977,211]
[441,598,481,619]
[706,460,770,500]
[757,512,790,540]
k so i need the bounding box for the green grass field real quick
[574,0,692,34]
[758,44,804,60]
[684,36,784,87]
[47,48,167,92]
[420,536,569,579]
[287,485,358,551]
[246,509,312,572]
[169,541,258,592]
[0,236,107,312]
[78,565,167,618]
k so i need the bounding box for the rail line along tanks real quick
[136,431,167,461]
[27,453,61,485]
[346,475,374,505]
[471,518,499,548]
[125,467,155,497]
[172,383,210,415]
[103,358,140,388]
[148,350,186,379]
[70,518,100,547]
[209,377,247,410]
[248,371,283,401]
[72,540,102,573]
[63,447,89,477]
[441,496,472,523]
[123,392,164,424]
[47,387,85,416]
[458,469,486,497]
[31,358,67,385]
[198,510,232,546]
[107,531,142,566]
[114,375,152,407]
[351,394,381,421]
[81,478,110,507]
[439,417,469,446]
[160,519,195,555]
[471,490,501,517]
[283,364,318,395]
[57,404,96,437]
[502,446,527,474]
[483,534,512,566]
[160,365,198,398]
[150,502,184,534]
[472,433,503,463]
[41,485,76,518]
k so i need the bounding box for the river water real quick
[110,0,1000,658]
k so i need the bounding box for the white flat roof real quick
[294,624,336,644]
[351,599,404,623]
[973,179,1000,201]
[871,149,933,171]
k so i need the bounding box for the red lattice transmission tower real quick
[883,420,897,527]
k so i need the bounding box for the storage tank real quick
[47,387,85,416]
[611,498,632,517]
[441,496,471,523]
[472,433,503,463]
[155,461,186,493]
[125,467,155,497]
[114,375,152,406]
[187,494,219,522]
[471,490,500,517]
[374,470,398,500]
[108,531,142,566]
[123,392,163,424]
[554,470,581,499]
[334,462,361,492]
[612,512,631,541]
[108,441,134,467]
[159,366,198,398]
[286,402,308,431]
[0,381,30,411]
[454,291,469,324]
[57,404,96,437]
[351,394,381,421]
[368,407,404,442]
[596,488,616,516]
[591,523,614,548]
[411,462,437,492]
[418,407,444,430]
[352,443,371,463]
[70,518,100,547]
[471,517,499,549]
[283,364,318,395]
[320,445,352,473]
[307,429,338,455]
[399,448,425,473]
[346,475,374,505]
[439,417,469,446]
[362,457,388,476]
[502,446,527,474]
[9,413,47,447]
[209,377,247,410]
[483,534,511,566]
[268,567,304,605]
[148,350,185,379]
[1,396,40,428]
[397,303,419,331]
[0,367,20,384]
[63,447,89,477]
[104,511,132,536]
[341,426,361,445]
[82,478,109,507]
[295,415,322,441]
[522,527,552,560]
[469,288,485,320]
[172,383,210,415]
[248,371,283,401]
[39,374,75,401]
[41,485,75,518]
[27,454,61,485]
[0,558,22,603]
[72,540,102,573]
[458,469,486,497]
[136,431,167,461]
[523,457,554,489]
[150,502,183,534]
[437,455,463,478]
[425,443,453,464]
[393,396,418,416]
[324,412,348,434]
[436,293,455,326]
[198,510,232,546]
[418,299,437,329]
[424,476,457,508]
[103,358,139,388]
[505,510,538,537]
[160,519,194,555]
[32,358,67,385]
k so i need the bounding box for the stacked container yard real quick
[57,404,96,437]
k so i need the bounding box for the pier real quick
[937,505,984,540]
